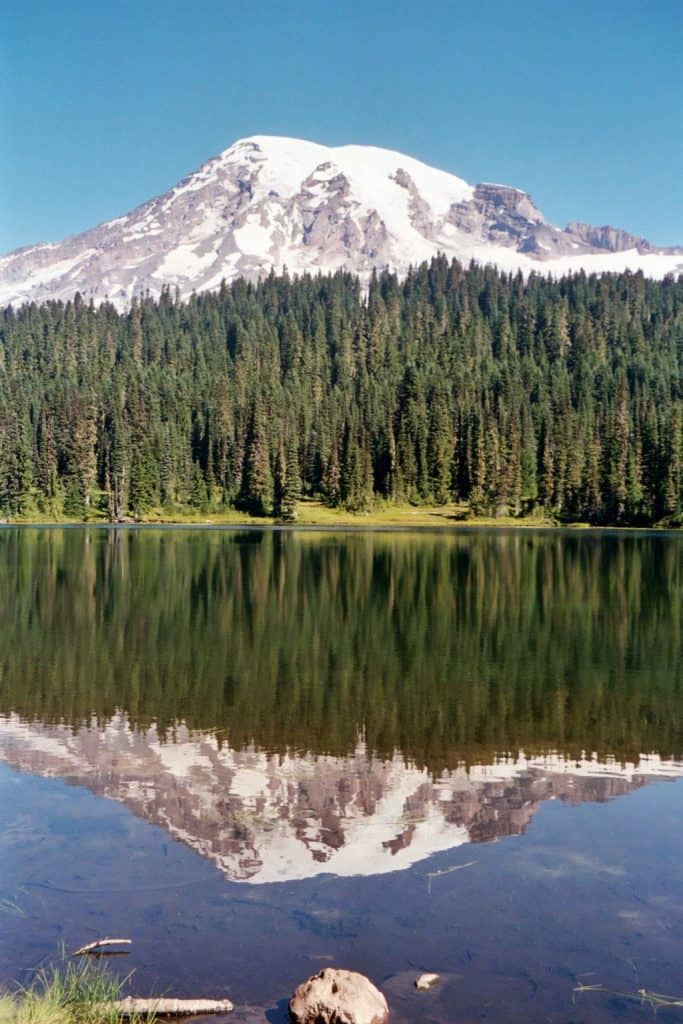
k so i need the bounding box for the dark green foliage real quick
[281,434,302,522]
[238,400,272,516]
[0,259,681,524]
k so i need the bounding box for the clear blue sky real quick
[1,0,681,252]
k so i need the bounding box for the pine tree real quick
[281,436,301,522]
[273,443,287,518]
[239,401,272,516]
[322,441,341,507]
[427,388,453,504]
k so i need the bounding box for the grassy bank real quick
[0,498,620,530]
[132,500,560,529]
[0,962,146,1024]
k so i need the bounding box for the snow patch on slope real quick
[155,244,217,280]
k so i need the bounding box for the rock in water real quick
[289,968,389,1024]
[415,973,440,990]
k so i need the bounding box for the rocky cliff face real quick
[1,136,681,310]
[1,713,680,884]
[565,222,654,253]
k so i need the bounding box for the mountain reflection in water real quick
[0,715,681,883]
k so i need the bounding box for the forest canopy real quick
[0,258,681,525]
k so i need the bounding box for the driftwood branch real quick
[108,997,234,1017]
[72,938,133,956]
[424,859,476,894]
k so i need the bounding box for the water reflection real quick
[1,714,681,882]
[0,527,681,769]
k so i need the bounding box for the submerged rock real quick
[289,968,389,1024]
[415,973,440,990]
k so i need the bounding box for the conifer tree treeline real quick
[0,258,681,525]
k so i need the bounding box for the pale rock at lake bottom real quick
[415,973,440,990]
[289,968,389,1024]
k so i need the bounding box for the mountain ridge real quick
[1,134,682,310]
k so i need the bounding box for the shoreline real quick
[0,499,680,535]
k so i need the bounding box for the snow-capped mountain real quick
[1,135,682,310]
[1,713,681,884]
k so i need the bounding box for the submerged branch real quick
[108,997,234,1017]
[574,982,683,1009]
[422,860,476,894]
[72,938,133,956]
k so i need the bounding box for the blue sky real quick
[1,0,681,252]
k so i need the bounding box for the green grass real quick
[0,960,150,1024]
[8,497,557,529]
[6,496,679,530]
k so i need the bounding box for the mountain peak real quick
[1,136,681,310]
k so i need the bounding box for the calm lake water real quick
[0,527,682,1022]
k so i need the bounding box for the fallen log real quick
[107,997,234,1017]
[72,938,132,956]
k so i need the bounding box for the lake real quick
[0,527,682,1022]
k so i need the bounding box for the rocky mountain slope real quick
[1,136,681,310]
[1,713,681,883]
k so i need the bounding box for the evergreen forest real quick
[0,258,682,525]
